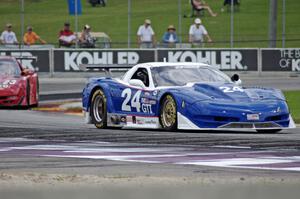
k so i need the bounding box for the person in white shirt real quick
[137,19,156,48]
[0,24,19,46]
[189,18,212,47]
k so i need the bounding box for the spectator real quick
[23,26,46,46]
[221,0,240,12]
[192,0,217,17]
[58,22,76,47]
[0,23,18,46]
[79,24,96,48]
[162,25,178,48]
[137,19,156,48]
[189,18,212,47]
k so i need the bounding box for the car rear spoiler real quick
[79,64,133,76]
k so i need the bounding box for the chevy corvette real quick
[0,56,38,108]
[82,62,295,133]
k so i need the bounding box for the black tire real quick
[31,78,39,108]
[256,129,282,133]
[26,80,30,108]
[90,89,107,129]
[159,95,177,131]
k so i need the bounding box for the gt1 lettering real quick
[142,104,153,114]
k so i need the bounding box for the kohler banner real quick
[157,49,258,71]
[0,49,50,72]
[262,49,300,72]
[54,49,155,72]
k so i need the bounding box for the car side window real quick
[131,68,150,87]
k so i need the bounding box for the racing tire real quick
[31,79,39,108]
[26,80,31,108]
[159,95,177,131]
[90,89,107,129]
[256,129,282,133]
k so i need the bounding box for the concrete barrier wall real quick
[0,48,299,76]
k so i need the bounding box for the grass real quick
[0,0,299,47]
[284,91,300,124]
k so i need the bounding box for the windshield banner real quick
[157,49,258,71]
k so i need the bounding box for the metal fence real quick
[1,0,298,49]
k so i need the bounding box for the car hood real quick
[0,76,22,95]
[174,82,285,103]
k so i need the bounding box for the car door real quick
[120,67,151,115]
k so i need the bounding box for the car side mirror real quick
[231,74,242,85]
[129,79,146,89]
[21,69,34,76]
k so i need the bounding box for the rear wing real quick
[79,64,133,76]
[14,56,38,61]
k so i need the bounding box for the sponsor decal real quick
[109,114,127,126]
[141,104,153,114]
[64,51,140,71]
[262,49,300,72]
[120,116,127,123]
[279,49,300,71]
[136,117,157,125]
[132,116,136,124]
[247,114,260,121]
[0,79,16,89]
[141,98,156,105]
[165,51,248,70]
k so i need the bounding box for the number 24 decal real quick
[219,86,244,93]
[121,88,141,112]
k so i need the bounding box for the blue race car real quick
[82,62,295,133]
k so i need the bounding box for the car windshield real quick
[0,60,21,77]
[151,66,232,87]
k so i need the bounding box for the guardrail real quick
[0,48,299,76]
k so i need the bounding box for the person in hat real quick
[58,22,76,47]
[192,0,217,17]
[79,24,96,48]
[189,18,212,47]
[0,23,18,46]
[137,19,156,48]
[162,25,178,48]
[23,26,46,46]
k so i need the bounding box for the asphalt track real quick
[1,75,300,188]
[0,110,300,179]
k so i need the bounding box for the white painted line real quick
[0,148,11,152]
[212,145,252,149]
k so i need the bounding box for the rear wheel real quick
[159,95,177,131]
[90,89,107,129]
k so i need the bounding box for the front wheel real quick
[26,80,31,108]
[90,89,107,129]
[159,95,177,131]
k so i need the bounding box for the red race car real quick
[0,56,39,108]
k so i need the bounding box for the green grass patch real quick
[284,91,300,124]
[0,0,300,47]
